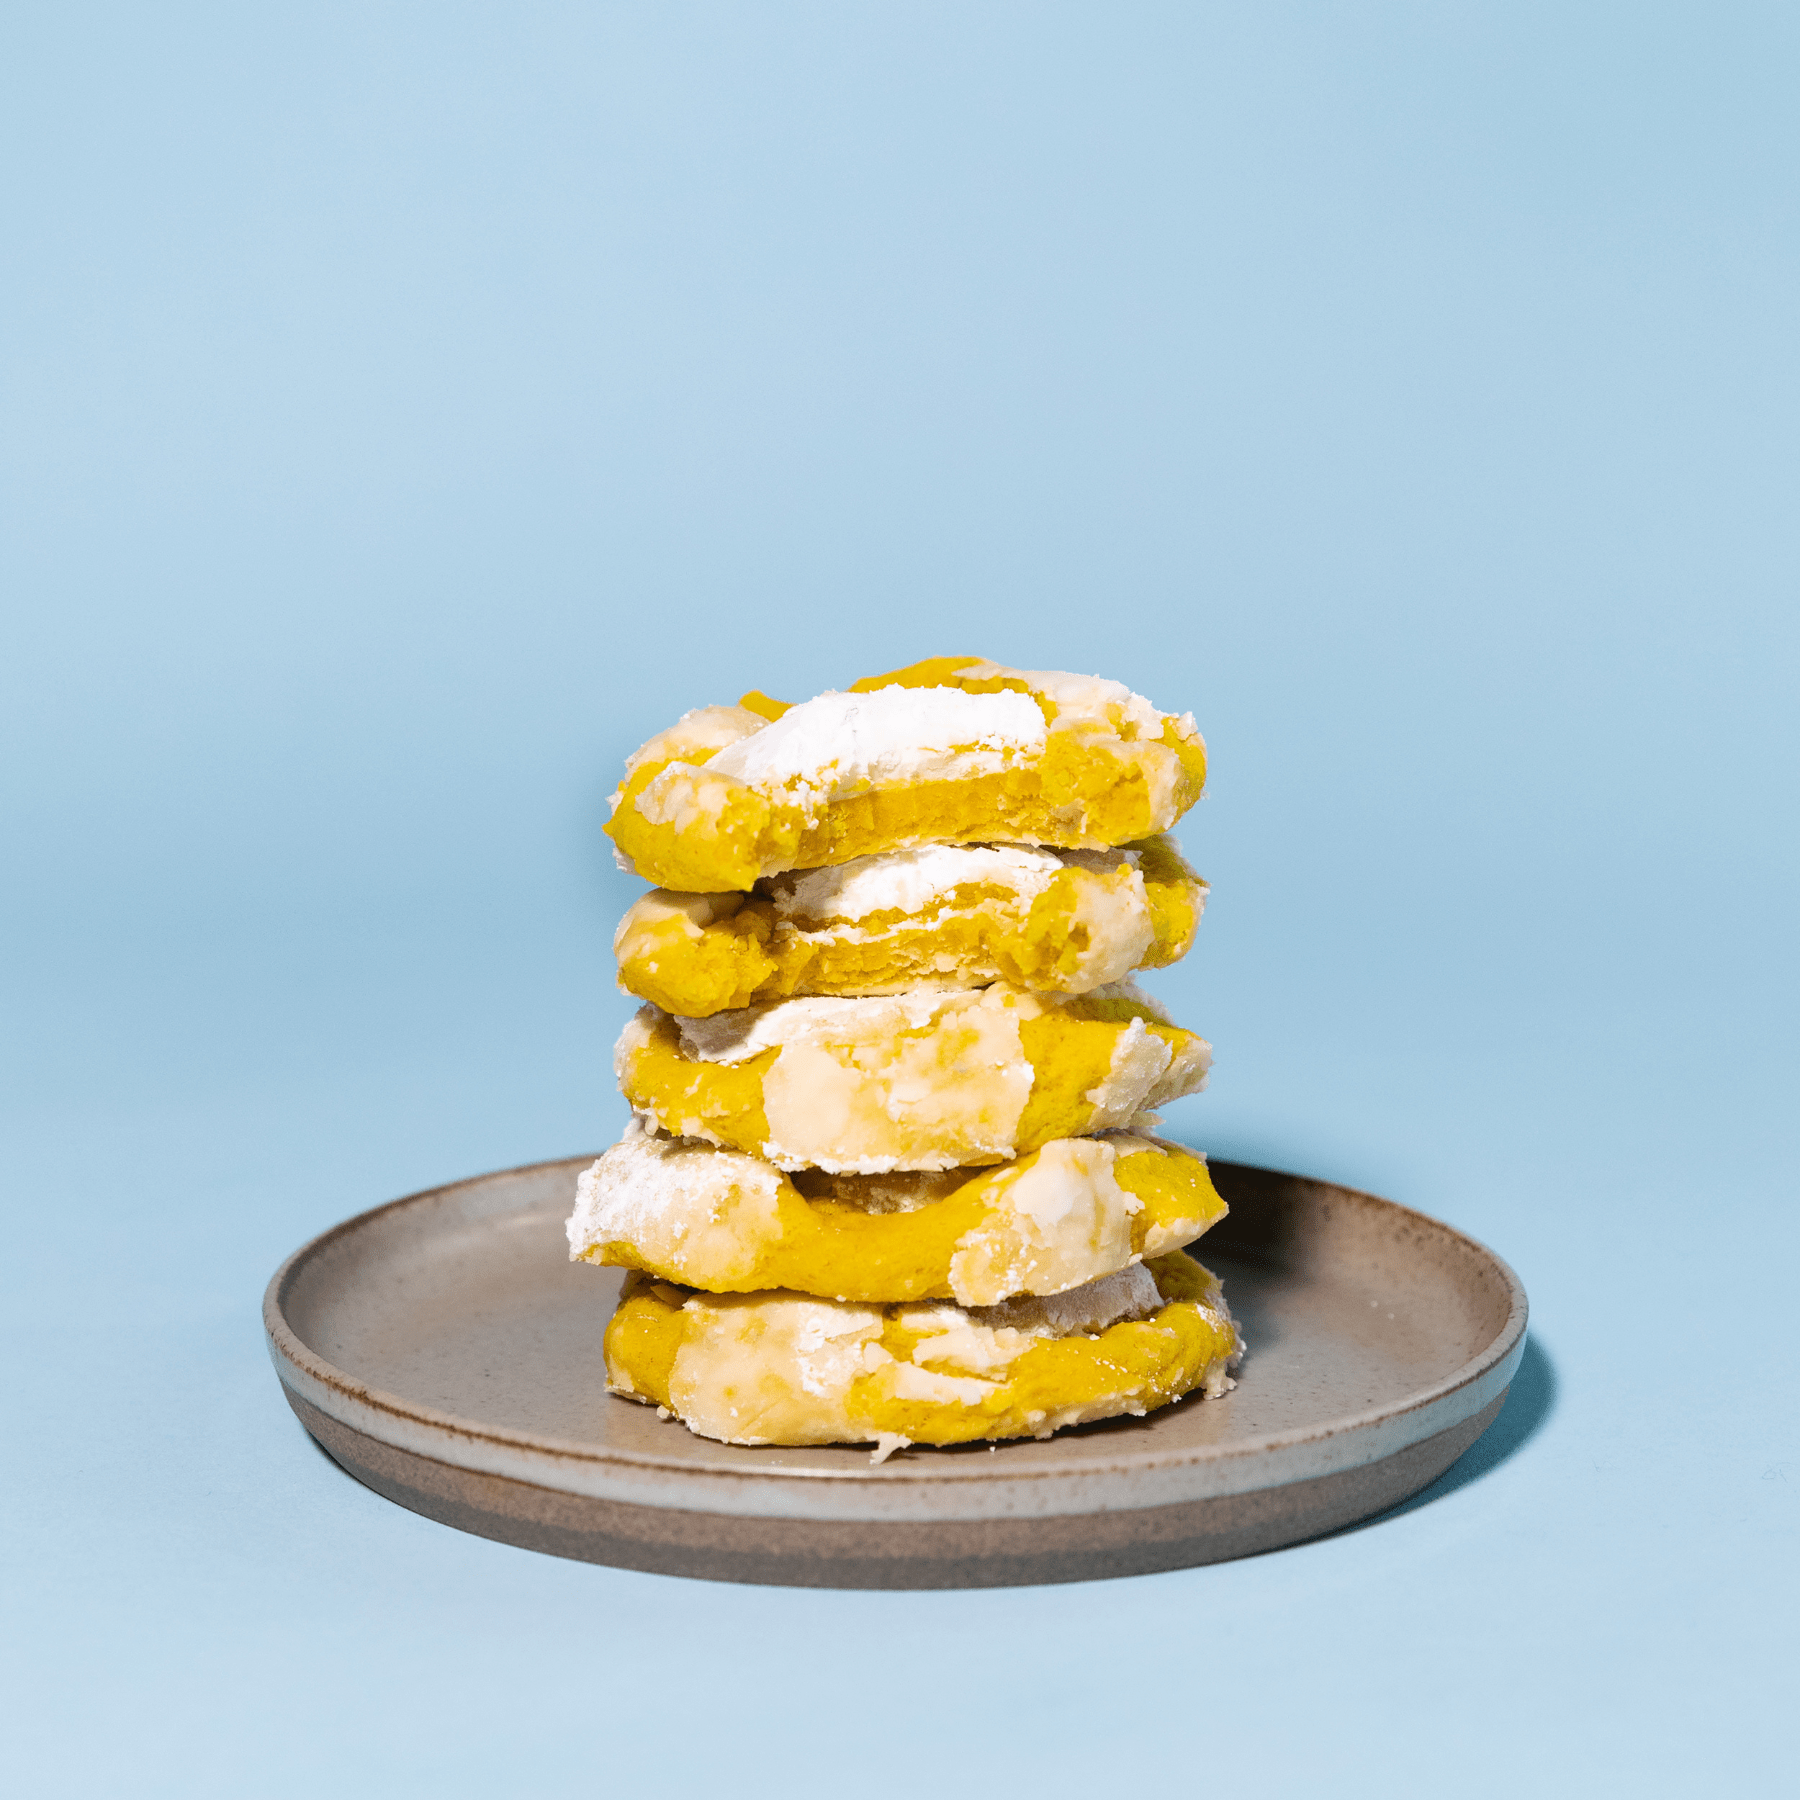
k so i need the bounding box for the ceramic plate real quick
[264,1155,1526,1588]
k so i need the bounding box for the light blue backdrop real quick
[3,4,1793,1794]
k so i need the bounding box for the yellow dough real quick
[613,836,1204,1017]
[568,1117,1228,1306]
[614,981,1212,1173]
[603,1254,1240,1454]
[606,656,1209,892]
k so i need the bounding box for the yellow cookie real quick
[614,980,1211,1173]
[613,835,1205,1017]
[603,1254,1241,1455]
[606,656,1208,892]
[567,1117,1228,1306]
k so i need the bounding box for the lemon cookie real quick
[568,1116,1227,1305]
[604,1254,1240,1453]
[614,980,1212,1173]
[613,836,1205,1017]
[607,656,1208,892]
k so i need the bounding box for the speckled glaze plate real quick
[264,1155,1526,1588]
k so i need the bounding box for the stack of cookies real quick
[568,656,1242,1461]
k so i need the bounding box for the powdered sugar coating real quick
[567,1115,785,1284]
[957,664,1164,737]
[709,686,1047,797]
[673,987,1015,1065]
[945,1136,1142,1305]
[619,704,764,782]
[770,843,1074,922]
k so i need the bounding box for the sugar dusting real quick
[769,843,1067,922]
[709,686,1046,796]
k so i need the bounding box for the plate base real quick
[289,1386,1507,1588]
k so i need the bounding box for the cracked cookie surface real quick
[614,835,1205,1017]
[568,1116,1228,1305]
[606,657,1208,892]
[614,980,1212,1173]
[603,1253,1241,1453]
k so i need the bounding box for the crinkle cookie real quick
[604,1254,1241,1456]
[614,981,1212,1174]
[606,656,1208,893]
[614,835,1205,1018]
[567,1116,1227,1306]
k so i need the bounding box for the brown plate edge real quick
[283,1383,1510,1588]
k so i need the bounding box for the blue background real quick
[3,4,1794,1793]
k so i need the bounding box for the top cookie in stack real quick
[605,654,1209,891]
[569,657,1242,1459]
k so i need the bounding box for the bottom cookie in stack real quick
[602,1254,1241,1462]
